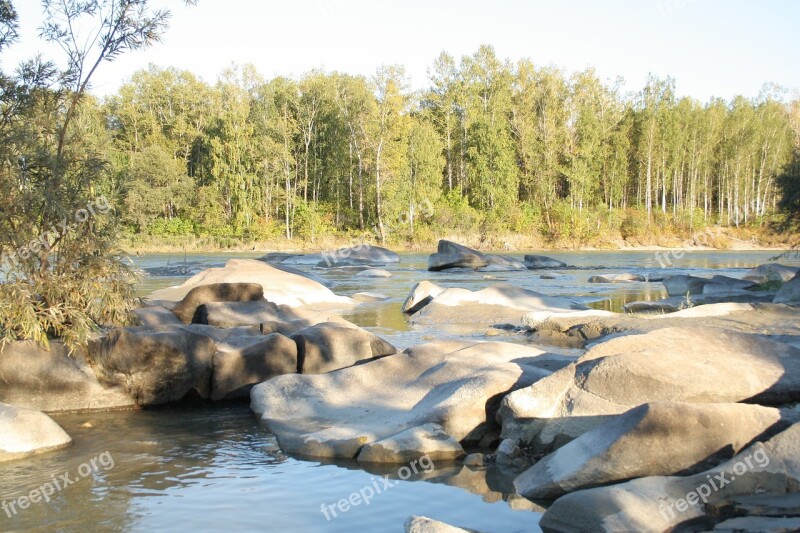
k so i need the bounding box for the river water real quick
[1,250,796,532]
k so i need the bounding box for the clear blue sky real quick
[4,0,799,101]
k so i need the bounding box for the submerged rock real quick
[0,403,73,462]
[588,273,646,283]
[357,423,465,464]
[499,326,800,452]
[263,245,400,267]
[147,259,353,307]
[356,268,392,278]
[482,254,527,271]
[524,255,567,269]
[250,340,551,459]
[514,401,784,500]
[405,516,474,533]
[353,292,391,302]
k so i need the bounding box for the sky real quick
[3,0,800,102]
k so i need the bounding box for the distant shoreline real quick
[121,233,796,256]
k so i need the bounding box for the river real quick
[1,250,796,532]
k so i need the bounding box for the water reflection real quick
[0,405,539,533]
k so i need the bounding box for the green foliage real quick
[0,0,182,350]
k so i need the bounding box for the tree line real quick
[94,45,799,245]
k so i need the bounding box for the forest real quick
[6,28,800,250]
[90,46,799,249]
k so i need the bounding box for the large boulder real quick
[428,240,488,271]
[250,341,551,459]
[410,284,608,329]
[171,282,265,323]
[524,255,567,269]
[662,274,710,296]
[498,326,800,452]
[514,402,784,500]
[775,272,800,305]
[211,332,298,401]
[744,263,800,284]
[539,422,800,532]
[147,259,353,307]
[194,300,355,334]
[88,326,217,406]
[0,403,73,462]
[0,340,134,413]
[402,281,446,314]
[356,423,465,464]
[291,322,397,374]
[133,304,184,327]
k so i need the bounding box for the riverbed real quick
[1,250,796,532]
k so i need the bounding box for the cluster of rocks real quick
[0,259,397,461]
[427,240,566,272]
[261,245,399,268]
[4,245,800,532]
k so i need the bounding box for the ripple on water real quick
[0,405,540,532]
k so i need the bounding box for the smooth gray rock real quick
[89,326,217,406]
[662,274,710,296]
[195,300,356,334]
[148,259,353,307]
[356,268,392,278]
[775,272,800,305]
[211,333,297,400]
[481,254,527,272]
[134,304,184,326]
[539,422,800,533]
[405,516,474,533]
[514,401,784,500]
[524,255,567,269]
[356,423,465,464]
[402,281,446,314]
[262,245,400,267]
[0,340,134,413]
[171,282,265,323]
[353,292,391,302]
[251,341,550,459]
[588,273,646,283]
[744,263,800,284]
[499,326,800,452]
[0,403,72,462]
[428,240,488,271]
[291,322,397,374]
